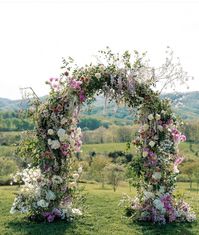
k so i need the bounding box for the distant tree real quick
[104,164,124,192]
[79,118,101,130]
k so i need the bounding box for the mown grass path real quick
[0,183,198,235]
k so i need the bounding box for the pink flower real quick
[174,156,184,166]
[61,144,69,156]
[180,135,186,142]
[172,128,186,143]
[69,79,82,90]
[174,156,184,173]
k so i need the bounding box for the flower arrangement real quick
[11,47,195,224]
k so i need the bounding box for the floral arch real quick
[11,48,196,224]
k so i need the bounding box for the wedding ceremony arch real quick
[10,48,196,224]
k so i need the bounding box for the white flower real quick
[143,191,155,200]
[149,141,155,148]
[48,129,54,135]
[69,182,77,188]
[143,124,149,131]
[153,199,165,213]
[70,138,75,147]
[51,140,60,149]
[37,199,49,208]
[95,72,101,79]
[161,110,166,115]
[73,173,79,180]
[46,190,56,201]
[61,118,68,125]
[10,207,17,214]
[99,64,105,70]
[57,128,66,137]
[52,175,63,184]
[155,114,161,120]
[48,139,52,145]
[35,188,41,198]
[152,172,162,180]
[174,165,179,174]
[157,125,163,132]
[76,127,82,136]
[143,151,148,158]
[148,114,154,121]
[59,134,68,142]
[78,166,83,174]
[159,186,165,193]
[72,208,82,216]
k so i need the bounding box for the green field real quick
[0,182,198,235]
[82,142,134,154]
[82,142,199,159]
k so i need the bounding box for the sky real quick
[0,0,199,100]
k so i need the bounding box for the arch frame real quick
[10,48,196,224]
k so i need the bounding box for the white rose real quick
[157,125,163,132]
[95,72,101,79]
[148,114,154,121]
[155,114,161,120]
[143,124,149,131]
[48,139,52,145]
[51,140,61,149]
[48,129,54,135]
[46,190,56,201]
[52,175,63,184]
[152,172,162,180]
[149,141,155,148]
[37,199,49,208]
[57,128,66,137]
[76,127,82,135]
[59,134,68,142]
[70,138,75,147]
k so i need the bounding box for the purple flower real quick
[52,208,62,218]
[79,90,86,102]
[47,214,55,223]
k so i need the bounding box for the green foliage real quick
[79,118,101,130]
[108,151,133,164]
[15,131,45,166]
[86,156,111,183]
[0,131,21,146]
[0,158,18,176]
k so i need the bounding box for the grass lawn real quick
[82,142,134,155]
[0,182,198,235]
